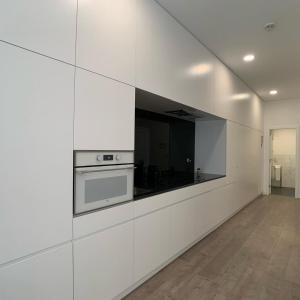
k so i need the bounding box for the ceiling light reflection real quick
[269,90,278,95]
[189,63,212,76]
[231,93,251,100]
[243,54,255,62]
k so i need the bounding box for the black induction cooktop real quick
[134,171,225,200]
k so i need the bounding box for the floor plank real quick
[124,195,300,300]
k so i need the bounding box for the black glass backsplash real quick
[135,109,195,190]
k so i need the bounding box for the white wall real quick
[263,99,300,196]
[272,129,296,156]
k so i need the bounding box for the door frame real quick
[263,125,300,198]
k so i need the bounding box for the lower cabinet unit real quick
[74,221,134,300]
[72,184,260,300]
[134,208,171,281]
[0,243,73,300]
[170,197,198,256]
[194,192,214,240]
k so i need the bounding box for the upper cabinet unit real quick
[0,42,74,265]
[76,0,136,85]
[135,0,215,113]
[135,0,263,131]
[0,0,77,64]
[74,69,135,150]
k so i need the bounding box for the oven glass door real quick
[75,164,134,214]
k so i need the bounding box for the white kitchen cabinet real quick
[211,62,263,131]
[196,189,226,238]
[170,197,198,256]
[0,243,73,300]
[74,68,135,150]
[0,42,74,265]
[193,192,214,240]
[136,0,214,113]
[136,0,263,131]
[76,0,136,85]
[73,202,134,239]
[134,208,171,281]
[74,221,134,300]
[193,183,253,242]
[0,0,77,64]
[226,121,262,198]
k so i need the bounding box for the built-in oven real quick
[74,151,134,215]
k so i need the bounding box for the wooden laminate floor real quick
[124,194,300,300]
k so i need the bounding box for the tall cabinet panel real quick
[76,0,136,85]
[0,0,77,63]
[226,121,262,199]
[74,69,135,150]
[136,0,215,113]
[0,244,73,300]
[0,42,74,265]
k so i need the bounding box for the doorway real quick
[269,128,296,197]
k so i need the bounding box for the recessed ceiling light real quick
[243,54,255,62]
[269,90,278,95]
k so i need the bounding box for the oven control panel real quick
[97,154,114,161]
[75,151,134,167]
[103,154,114,161]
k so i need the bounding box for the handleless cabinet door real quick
[76,0,136,85]
[0,0,77,64]
[170,197,198,256]
[136,0,214,113]
[74,221,134,300]
[0,42,74,265]
[0,244,73,300]
[74,69,135,150]
[134,207,172,281]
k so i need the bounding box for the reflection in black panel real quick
[134,108,195,195]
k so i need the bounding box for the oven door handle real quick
[75,164,135,174]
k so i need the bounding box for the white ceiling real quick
[156,0,300,101]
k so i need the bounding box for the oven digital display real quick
[103,155,114,161]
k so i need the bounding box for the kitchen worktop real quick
[134,171,226,200]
